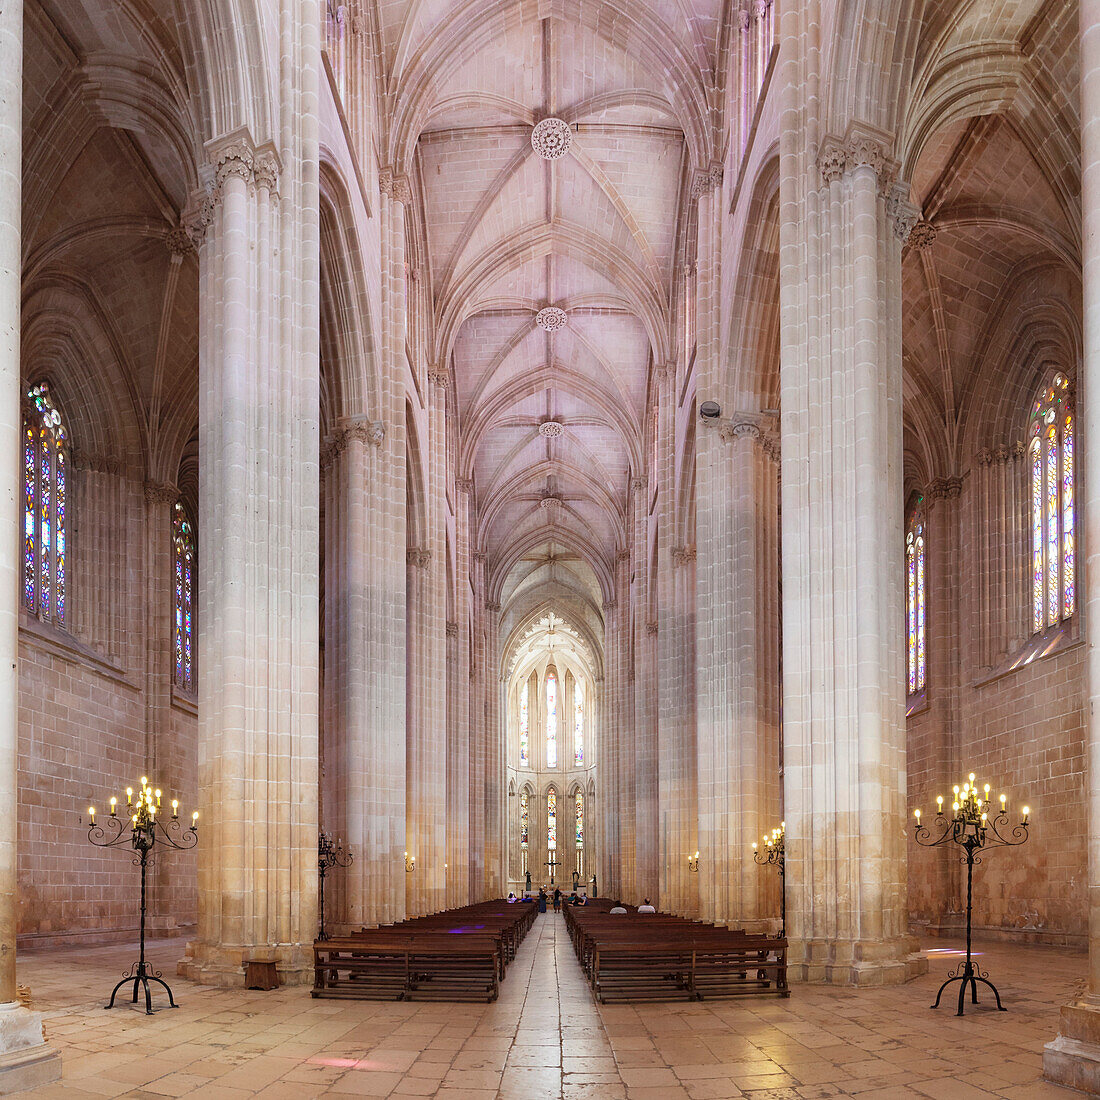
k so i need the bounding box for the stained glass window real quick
[546,670,558,768]
[547,789,557,851]
[575,791,583,848]
[173,503,195,691]
[574,681,584,765]
[1029,374,1074,633]
[906,505,926,694]
[23,383,68,626]
[519,680,529,767]
[520,791,529,849]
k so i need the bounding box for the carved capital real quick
[143,481,178,506]
[210,131,255,186]
[252,147,281,194]
[381,167,412,205]
[181,184,218,247]
[446,621,458,638]
[928,476,963,501]
[886,183,919,243]
[646,620,658,636]
[630,477,648,494]
[720,418,761,443]
[485,600,501,614]
[691,162,724,200]
[817,136,847,184]
[976,448,995,468]
[427,366,450,389]
[818,124,897,188]
[406,548,432,569]
[456,477,474,494]
[602,599,617,614]
[673,545,697,567]
[1013,438,1027,461]
[616,549,631,564]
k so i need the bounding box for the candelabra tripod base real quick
[931,965,1006,1016]
[106,963,178,1015]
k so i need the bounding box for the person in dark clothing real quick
[552,887,562,911]
[537,888,547,913]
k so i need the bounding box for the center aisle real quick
[489,910,626,1099]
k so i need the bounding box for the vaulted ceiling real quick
[390,1,720,607]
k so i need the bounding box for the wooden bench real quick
[563,903,788,1003]
[311,899,535,1002]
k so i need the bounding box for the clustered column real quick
[184,120,320,985]
[778,105,921,980]
[1043,3,1100,1090]
[0,0,60,1084]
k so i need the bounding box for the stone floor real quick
[10,916,1090,1099]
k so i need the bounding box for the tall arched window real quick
[574,790,584,877]
[173,503,195,691]
[906,504,926,694]
[23,383,68,626]
[574,681,584,765]
[1029,374,1075,633]
[546,668,558,768]
[519,679,530,767]
[520,790,529,873]
[547,788,557,854]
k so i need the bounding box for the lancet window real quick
[173,503,195,691]
[519,679,529,767]
[575,790,584,876]
[906,504,926,694]
[23,383,68,627]
[520,790,529,874]
[1029,374,1075,633]
[546,669,558,768]
[574,681,584,765]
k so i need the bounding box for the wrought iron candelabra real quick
[752,822,785,937]
[317,831,353,941]
[86,777,198,1014]
[912,774,1030,1016]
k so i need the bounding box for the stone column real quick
[469,555,488,898]
[1043,2,1100,1087]
[654,363,694,915]
[182,123,320,986]
[696,417,781,930]
[450,480,474,907]
[0,0,61,1084]
[778,115,923,983]
[323,417,405,931]
[487,607,506,897]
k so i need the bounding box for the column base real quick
[177,939,314,988]
[0,1003,61,1094]
[1043,1000,1100,1094]
[789,936,927,985]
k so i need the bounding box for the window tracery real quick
[546,668,558,768]
[1029,374,1075,633]
[547,788,557,853]
[574,680,584,766]
[173,502,195,691]
[23,383,68,627]
[906,504,926,694]
[519,679,529,767]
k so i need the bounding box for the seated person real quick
[572,893,587,906]
[609,900,627,914]
[637,897,656,914]
[507,892,517,903]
